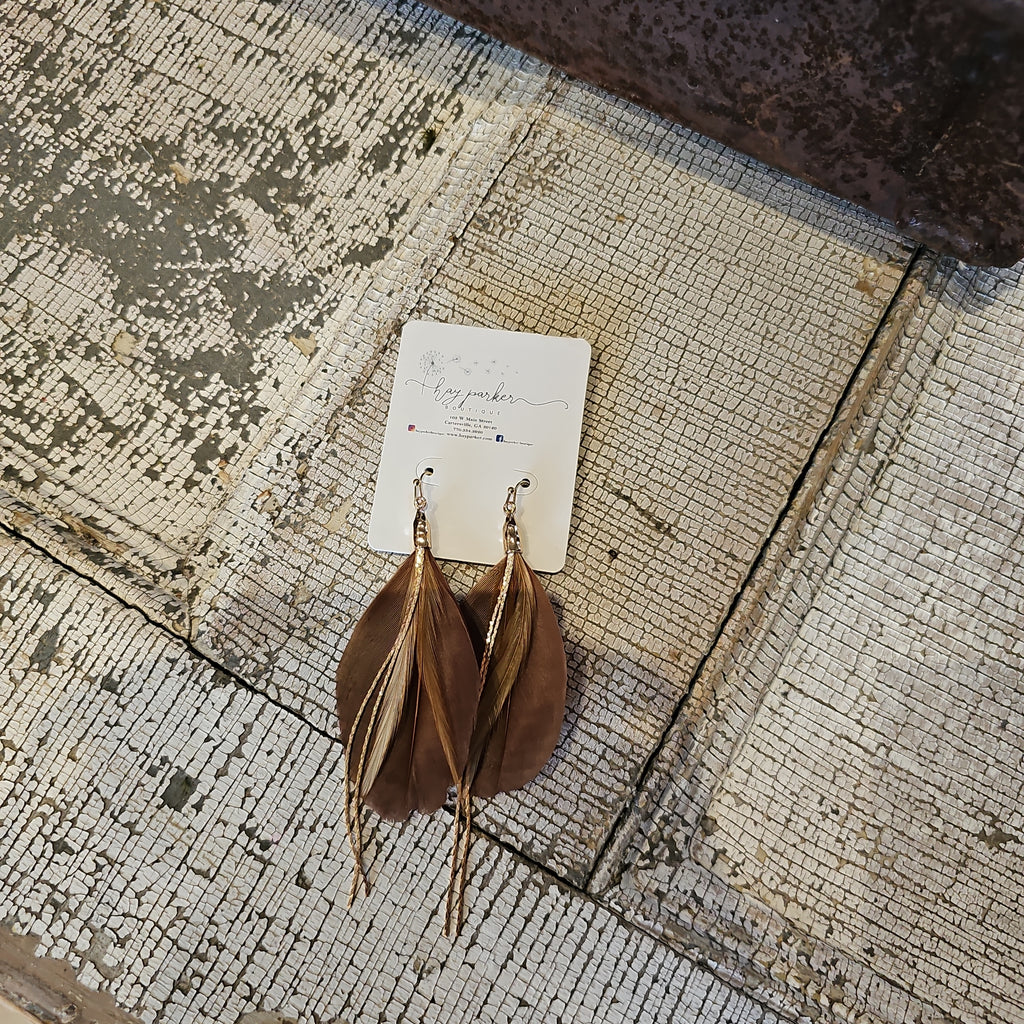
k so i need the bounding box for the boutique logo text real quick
[403,374,570,413]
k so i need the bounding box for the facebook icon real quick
[495,434,504,442]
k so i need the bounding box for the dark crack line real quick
[0,517,339,744]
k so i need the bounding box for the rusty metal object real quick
[423,0,1024,266]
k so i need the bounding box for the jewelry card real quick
[368,320,591,571]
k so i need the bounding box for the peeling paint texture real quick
[1,1,1021,1023]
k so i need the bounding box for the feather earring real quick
[446,480,567,936]
[336,469,479,906]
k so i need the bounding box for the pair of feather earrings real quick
[335,469,566,936]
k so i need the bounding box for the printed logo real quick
[495,434,504,442]
[408,424,416,431]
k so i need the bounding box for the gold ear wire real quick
[501,478,530,553]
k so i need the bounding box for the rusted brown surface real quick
[0,929,139,1024]
[423,0,1024,266]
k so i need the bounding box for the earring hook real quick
[503,478,530,553]
[412,468,433,548]
[413,467,433,510]
[503,477,531,516]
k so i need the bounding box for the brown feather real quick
[359,622,415,796]
[336,549,478,821]
[461,559,505,663]
[462,553,567,799]
[446,550,567,935]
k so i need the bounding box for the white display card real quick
[368,321,591,571]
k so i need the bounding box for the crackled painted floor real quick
[1,1,1022,1023]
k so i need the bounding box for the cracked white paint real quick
[189,76,912,880]
[1,0,912,891]
[0,0,551,593]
